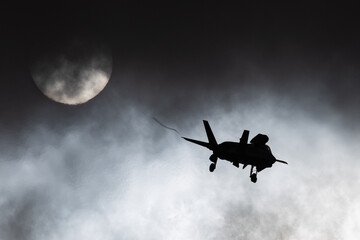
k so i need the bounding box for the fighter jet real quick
[183,120,287,183]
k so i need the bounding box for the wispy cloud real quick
[1,95,359,239]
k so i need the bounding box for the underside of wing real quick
[182,137,212,149]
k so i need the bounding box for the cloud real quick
[1,93,359,239]
[1,4,360,239]
[30,39,112,105]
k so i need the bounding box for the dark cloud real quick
[1,2,360,239]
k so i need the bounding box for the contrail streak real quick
[153,117,181,136]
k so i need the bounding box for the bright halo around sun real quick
[30,38,112,105]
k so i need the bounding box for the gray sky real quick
[1,2,360,239]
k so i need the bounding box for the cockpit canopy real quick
[250,134,269,145]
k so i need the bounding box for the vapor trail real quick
[153,117,181,136]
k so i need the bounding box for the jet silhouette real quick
[183,120,287,183]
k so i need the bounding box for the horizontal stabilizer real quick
[183,137,212,149]
[276,159,288,164]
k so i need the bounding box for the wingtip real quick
[276,159,288,165]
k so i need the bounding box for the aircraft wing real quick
[276,159,288,164]
[183,120,217,151]
[182,137,212,149]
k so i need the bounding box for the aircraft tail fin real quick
[203,120,218,147]
[240,130,249,144]
[183,120,218,150]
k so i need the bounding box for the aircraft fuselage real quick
[214,142,276,171]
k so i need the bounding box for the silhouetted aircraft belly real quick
[216,142,240,160]
[183,120,288,183]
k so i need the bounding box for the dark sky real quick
[1,2,360,239]
[1,2,360,127]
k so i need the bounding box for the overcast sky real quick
[1,2,360,239]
